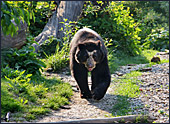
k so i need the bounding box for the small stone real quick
[151,56,161,62]
[127,64,136,66]
[46,68,53,72]
[116,72,124,76]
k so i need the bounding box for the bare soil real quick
[34,52,169,123]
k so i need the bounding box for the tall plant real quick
[44,19,77,72]
[78,1,141,56]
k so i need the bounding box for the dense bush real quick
[123,1,169,49]
[1,43,46,75]
[78,1,142,56]
[143,28,169,51]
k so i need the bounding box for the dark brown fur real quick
[69,28,111,100]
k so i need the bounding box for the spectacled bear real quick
[70,27,111,100]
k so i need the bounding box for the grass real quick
[108,49,160,73]
[113,71,142,98]
[112,95,131,116]
[1,79,23,115]
[1,72,73,122]
[111,71,142,116]
[42,43,70,72]
[109,49,169,118]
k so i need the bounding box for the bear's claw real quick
[80,93,92,99]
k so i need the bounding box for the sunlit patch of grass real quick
[25,106,50,120]
[1,79,23,117]
[108,49,160,73]
[1,72,73,122]
[113,71,142,98]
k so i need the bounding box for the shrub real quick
[1,1,34,37]
[43,20,77,72]
[143,28,169,51]
[44,42,69,72]
[1,43,46,75]
[123,1,169,43]
[78,1,141,56]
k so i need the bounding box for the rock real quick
[151,56,161,63]
[127,64,136,66]
[5,112,11,122]
[60,105,71,109]
[156,52,169,55]
[140,68,152,72]
[115,72,124,76]
[1,19,27,49]
[46,68,53,72]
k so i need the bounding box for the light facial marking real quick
[85,50,96,71]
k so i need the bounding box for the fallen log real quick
[1,115,156,123]
[140,68,152,72]
[39,115,155,123]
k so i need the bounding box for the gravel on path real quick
[35,52,169,123]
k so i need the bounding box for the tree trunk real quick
[32,1,84,52]
[1,20,27,49]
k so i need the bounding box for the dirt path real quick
[34,52,169,123]
[35,74,117,122]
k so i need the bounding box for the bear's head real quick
[75,40,104,71]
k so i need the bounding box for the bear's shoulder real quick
[70,28,107,55]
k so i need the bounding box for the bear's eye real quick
[93,54,97,60]
[84,53,89,58]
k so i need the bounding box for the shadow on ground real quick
[85,90,148,117]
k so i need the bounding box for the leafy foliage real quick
[123,1,169,49]
[1,69,73,121]
[78,1,142,56]
[1,1,35,37]
[1,43,46,75]
[28,1,56,37]
[43,20,78,72]
[143,28,169,51]
[79,1,169,54]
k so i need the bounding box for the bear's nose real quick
[88,64,93,68]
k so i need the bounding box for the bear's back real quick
[70,27,106,54]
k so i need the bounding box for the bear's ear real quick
[77,43,85,50]
[97,40,102,48]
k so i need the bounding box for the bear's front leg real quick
[91,62,111,100]
[72,63,92,99]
